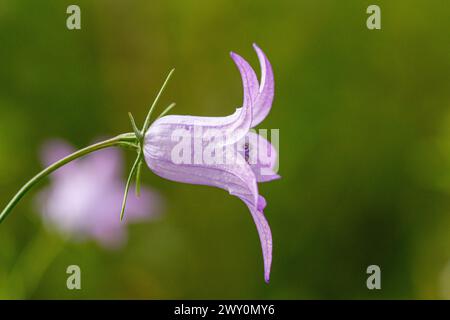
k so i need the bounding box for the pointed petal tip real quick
[253,43,266,55]
[229,51,243,62]
[264,274,270,284]
[258,173,281,183]
[230,51,244,61]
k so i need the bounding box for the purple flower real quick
[143,44,279,282]
[36,139,162,249]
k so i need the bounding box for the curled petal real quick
[251,44,275,127]
[229,45,275,128]
[230,51,259,107]
[244,197,272,283]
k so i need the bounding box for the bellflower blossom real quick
[36,140,162,249]
[144,44,279,282]
[0,43,279,283]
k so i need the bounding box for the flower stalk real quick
[0,69,176,224]
[0,132,138,224]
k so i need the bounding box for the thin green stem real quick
[120,155,141,221]
[141,68,175,135]
[135,160,143,197]
[128,112,142,141]
[157,102,176,120]
[0,132,137,224]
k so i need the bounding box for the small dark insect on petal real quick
[244,142,250,163]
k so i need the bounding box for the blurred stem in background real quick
[3,228,65,299]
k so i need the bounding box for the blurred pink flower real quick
[35,139,163,249]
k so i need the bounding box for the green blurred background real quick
[1,0,450,299]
